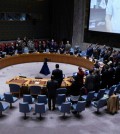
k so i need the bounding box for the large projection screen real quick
[88,0,120,34]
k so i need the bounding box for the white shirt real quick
[106,0,120,33]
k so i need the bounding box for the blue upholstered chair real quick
[19,102,32,119]
[35,103,46,118]
[9,84,21,98]
[0,101,9,116]
[56,88,67,95]
[56,94,66,105]
[94,89,105,100]
[114,84,120,94]
[105,85,116,97]
[91,98,107,112]
[23,94,35,104]
[81,91,95,103]
[72,101,86,114]
[4,93,18,108]
[29,85,41,96]
[58,102,71,116]
[38,95,47,104]
[0,94,4,101]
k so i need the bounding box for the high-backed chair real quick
[114,84,120,94]
[19,102,32,119]
[29,86,41,96]
[105,85,116,97]
[9,84,21,98]
[56,88,67,95]
[58,102,71,116]
[0,102,9,116]
[94,89,105,100]
[81,91,95,104]
[0,94,4,101]
[4,93,18,108]
[91,98,107,112]
[72,101,86,114]
[35,103,46,118]
[56,94,66,105]
[38,95,47,104]
[23,95,35,104]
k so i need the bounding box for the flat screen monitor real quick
[88,0,120,34]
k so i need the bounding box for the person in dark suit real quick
[52,64,63,87]
[69,75,81,104]
[47,75,58,110]
[85,69,95,92]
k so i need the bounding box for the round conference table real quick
[0,53,94,70]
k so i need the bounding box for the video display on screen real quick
[89,0,120,34]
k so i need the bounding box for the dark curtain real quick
[49,0,74,42]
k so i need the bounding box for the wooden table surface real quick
[0,53,94,70]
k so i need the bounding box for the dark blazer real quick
[70,81,80,96]
[52,69,63,83]
[47,80,58,96]
[85,74,95,92]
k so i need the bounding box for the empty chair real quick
[9,84,21,98]
[0,101,9,116]
[114,84,120,94]
[56,94,66,105]
[105,85,116,97]
[91,98,107,112]
[81,91,95,104]
[94,89,105,100]
[35,103,46,118]
[0,94,4,101]
[58,102,71,116]
[29,86,41,96]
[38,95,47,104]
[23,95,35,104]
[56,88,67,95]
[72,101,86,114]
[4,93,18,108]
[19,102,32,119]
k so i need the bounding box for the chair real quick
[0,94,4,101]
[56,88,67,95]
[72,101,86,114]
[19,102,32,119]
[94,89,105,100]
[9,84,21,98]
[81,91,95,104]
[38,95,47,104]
[91,98,107,112]
[58,102,71,116]
[29,86,41,96]
[114,84,120,94]
[56,94,66,105]
[35,103,46,118]
[105,85,116,96]
[4,93,18,108]
[0,102,9,116]
[23,95,35,104]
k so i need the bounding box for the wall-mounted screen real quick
[88,0,120,34]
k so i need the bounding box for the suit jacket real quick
[85,74,95,92]
[52,69,63,83]
[47,80,58,96]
